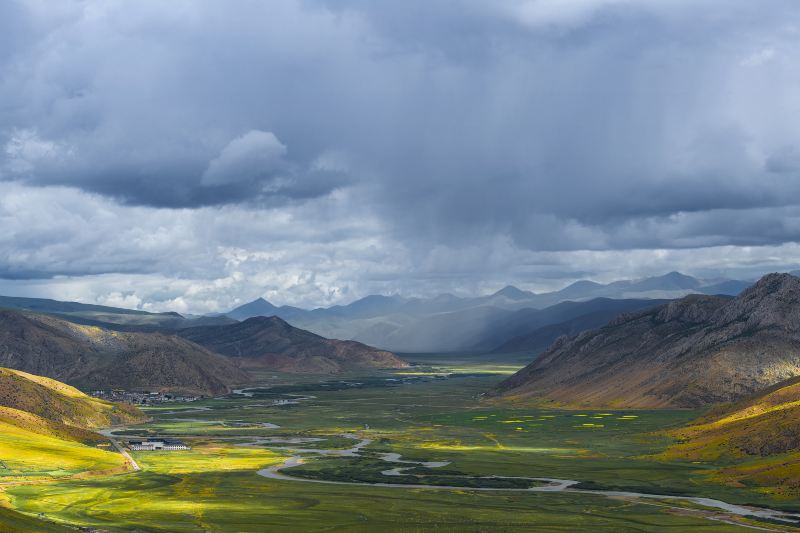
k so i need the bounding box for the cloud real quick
[1,1,800,310]
[740,47,776,67]
[1,180,799,313]
[503,0,629,29]
[202,130,287,187]
[766,146,800,174]
[4,129,71,175]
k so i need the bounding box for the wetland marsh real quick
[6,356,800,532]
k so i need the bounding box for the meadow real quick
[0,418,127,485]
[4,356,800,532]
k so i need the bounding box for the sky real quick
[2,0,800,313]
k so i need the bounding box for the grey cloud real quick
[2,1,798,220]
[766,146,800,174]
[2,180,800,313]
[201,131,287,187]
[1,1,800,310]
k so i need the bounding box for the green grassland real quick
[0,420,126,485]
[3,357,799,532]
[7,471,760,533]
[0,506,73,533]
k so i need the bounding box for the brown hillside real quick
[0,309,248,396]
[496,273,800,408]
[179,316,408,373]
[0,367,144,429]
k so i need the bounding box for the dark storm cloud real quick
[2,0,800,311]
[0,2,365,207]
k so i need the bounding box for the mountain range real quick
[496,273,800,408]
[0,294,236,330]
[178,316,407,373]
[0,271,759,398]
[226,272,749,352]
[0,309,249,396]
[0,306,407,396]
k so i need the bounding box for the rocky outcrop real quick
[496,273,800,408]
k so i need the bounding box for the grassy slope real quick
[0,410,127,485]
[0,406,99,444]
[662,376,800,498]
[0,368,143,531]
[0,506,73,533]
[0,367,145,429]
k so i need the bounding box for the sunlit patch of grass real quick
[394,364,522,376]
[0,420,127,483]
[418,442,577,454]
[132,445,283,475]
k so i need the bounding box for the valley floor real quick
[3,355,800,532]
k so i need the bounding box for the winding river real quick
[255,433,800,529]
[100,388,800,530]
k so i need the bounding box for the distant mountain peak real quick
[627,271,701,291]
[250,296,278,307]
[354,294,403,303]
[493,285,534,300]
[227,297,280,320]
[564,280,603,290]
[658,271,698,283]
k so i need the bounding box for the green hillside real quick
[0,368,144,531]
[0,506,73,533]
[0,367,145,429]
[663,375,800,497]
[0,406,128,485]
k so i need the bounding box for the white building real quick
[128,439,190,451]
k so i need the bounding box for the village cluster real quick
[90,390,200,404]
